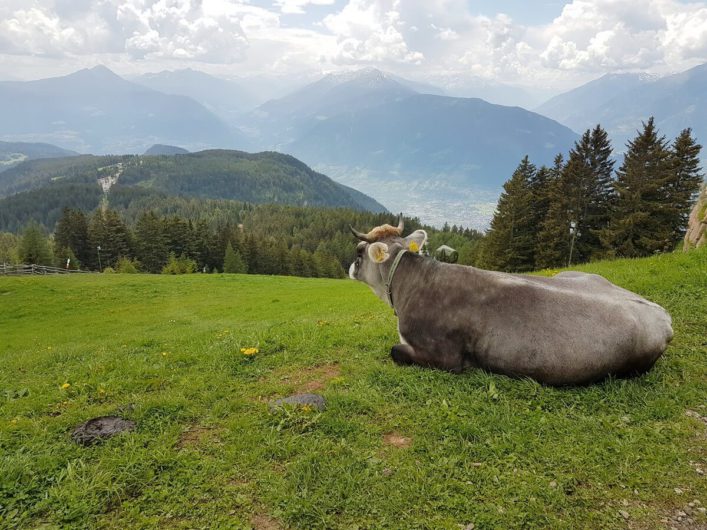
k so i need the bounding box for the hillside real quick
[143,144,189,156]
[132,69,259,119]
[289,94,578,186]
[535,63,707,150]
[0,247,704,528]
[0,141,77,172]
[0,66,244,154]
[250,68,417,146]
[0,149,387,231]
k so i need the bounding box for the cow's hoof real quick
[391,344,415,366]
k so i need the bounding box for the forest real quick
[479,118,703,271]
[0,204,482,277]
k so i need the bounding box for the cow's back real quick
[397,262,672,385]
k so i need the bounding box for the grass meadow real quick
[1,247,705,529]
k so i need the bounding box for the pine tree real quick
[223,241,247,273]
[528,164,554,244]
[19,222,54,265]
[600,117,673,257]
[581,125,616,257]
[535,155,576,268]
[54,208,89,267]
[664,128,703,245]
[134,211,168,273]
[481,156,536,272]
[563,126,615,262]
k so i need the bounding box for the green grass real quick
[1,248,706,529]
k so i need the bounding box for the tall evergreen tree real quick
[581,125,616,257]
[481,156,536,272]
[54,208,89,267]
[19,222,53,266]
[86,209,131,270]
[134,211,168,273]
[600,117,673,257]
[223,241,247,273]
[562,126,615,262]
[664,128,703,245]
[535,155,579,268]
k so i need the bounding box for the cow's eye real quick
[355,257,362,267]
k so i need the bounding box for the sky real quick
[1,0,706,93]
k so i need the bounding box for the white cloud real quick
[323,0,424,64]
[275,0,336,15]
[116,0,249,63]
[0,0,706,91]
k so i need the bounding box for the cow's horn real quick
[350,225,374,242]
[396,214,404,234]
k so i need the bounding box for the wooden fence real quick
[0,264,93,275]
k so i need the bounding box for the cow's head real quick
[349,216,427,302]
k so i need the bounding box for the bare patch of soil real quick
[261,364,341,394]
[250,513,283,530]
[383,432,412,448]
[176,425,219,449]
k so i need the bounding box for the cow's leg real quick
[391,344,416,366]
[390,344,464,374]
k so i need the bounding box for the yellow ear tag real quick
[373,246,388,263]
[408,241,419,253]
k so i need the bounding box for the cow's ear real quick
[405,230,427,254]
[368,242,390,263]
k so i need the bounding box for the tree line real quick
[1,204,483,277]
[479,119,703,272]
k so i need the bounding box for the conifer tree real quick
[600,117,673,257]
[664,128,703,245]
[134,211,168,273]
[54,208,89,267]
[481,156,536,272]
[535,155,576,268]
[223,241,247,273]
[581,125,616,256]
[561,125,615,262]
[528,164,554,241]
[19,222,53,266]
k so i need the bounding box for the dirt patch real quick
[250,513,282,530]
[383,432,412,448]
[262,364,341,393]
[176,425,220,449]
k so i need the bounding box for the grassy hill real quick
[0,150,387,232]
[0,248,705,528]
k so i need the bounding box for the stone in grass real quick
[269,393,326,412]
[72,416,136,446]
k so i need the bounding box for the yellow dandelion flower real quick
[161,351,168,357]
[241,347,259,356]
[61,383,71,390]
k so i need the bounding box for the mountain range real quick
[131,69,258,123]
[2,62,706,228]
[0,66,243,154]
[536,64,707,151]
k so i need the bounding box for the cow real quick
[348,217,673,386]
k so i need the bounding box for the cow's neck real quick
[382,249,408,311]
